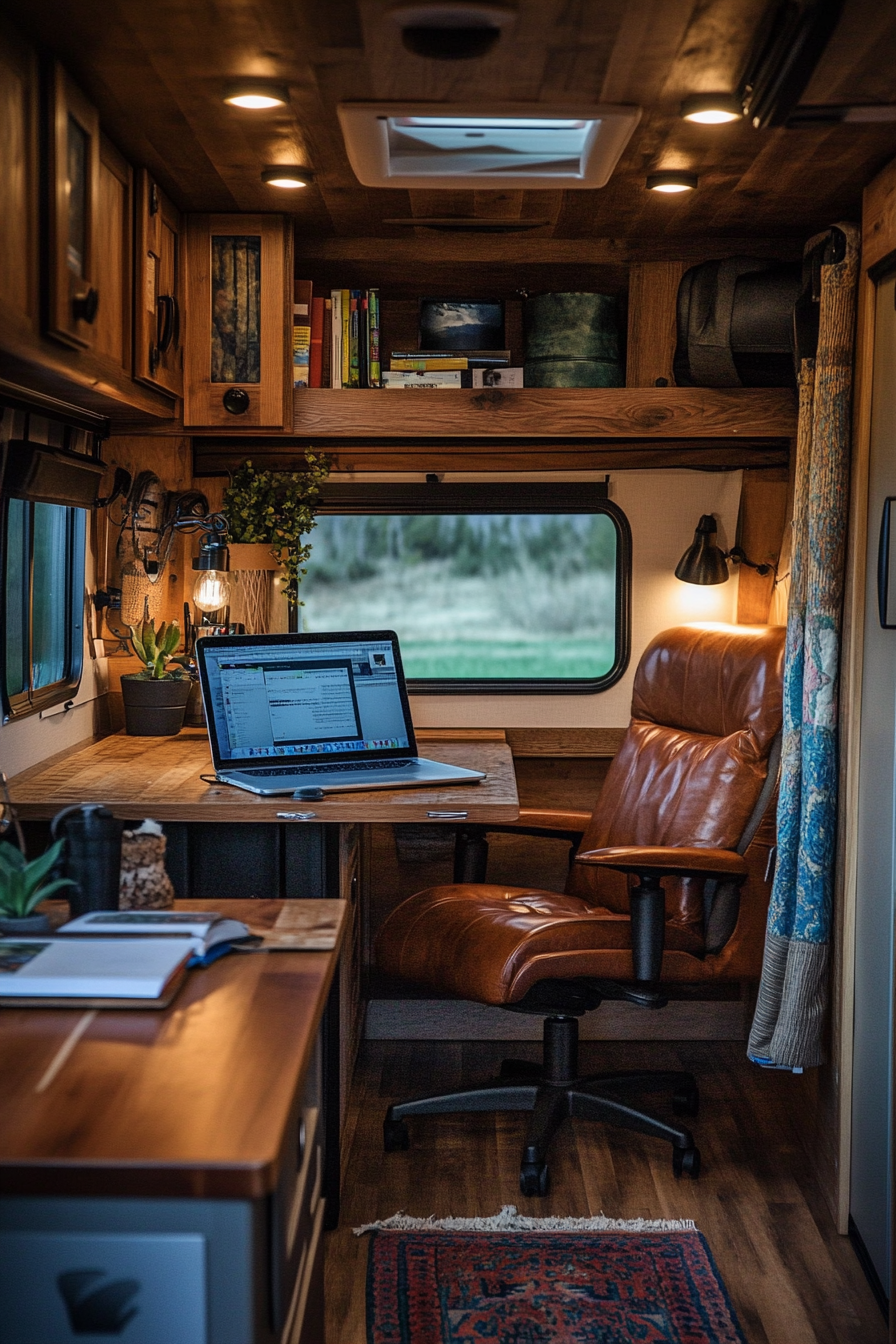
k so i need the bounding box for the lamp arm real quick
[724,545,775,578]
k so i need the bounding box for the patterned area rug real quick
[360,1207,745,1344]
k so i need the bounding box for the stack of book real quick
[384,351,520,389]
[293,281,382,388]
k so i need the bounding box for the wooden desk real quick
[0,900,345,1344]
[7,729,520,824]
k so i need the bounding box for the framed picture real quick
[418,298,505,351]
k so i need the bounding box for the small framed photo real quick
[419,299,505,351]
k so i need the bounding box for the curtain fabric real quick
[748,223,860,1070]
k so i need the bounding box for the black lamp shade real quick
[675,514,730,585]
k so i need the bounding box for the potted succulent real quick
[120,618,192,736]
[222,453,330,617]
[0,839,75,934]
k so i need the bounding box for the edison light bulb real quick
[193,569,231,614]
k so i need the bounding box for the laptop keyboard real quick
[240,759,414,778]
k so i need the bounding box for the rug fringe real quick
[354,1204,697,1236]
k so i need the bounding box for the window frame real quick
[1,497,86,722]
[311,481,631,694]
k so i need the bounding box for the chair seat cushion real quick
[376,884,706,1007]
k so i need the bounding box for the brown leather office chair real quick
[376,624,785,1194]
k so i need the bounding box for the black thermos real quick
[50,804,124,916]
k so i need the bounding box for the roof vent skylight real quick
[338,103,641,189]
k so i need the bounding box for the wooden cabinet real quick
[339,823,364,1155]
[0,20,39,344]
[184,214,292,429]
[135,170,184,397]
[46,62,101,350]
[92,135,133,375]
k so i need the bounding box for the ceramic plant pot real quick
[121,675,191,736]
[0,913,51,935]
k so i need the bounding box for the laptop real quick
[195,630,486,796]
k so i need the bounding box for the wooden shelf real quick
[291,386,797,439]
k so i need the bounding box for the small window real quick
[2,498,86,720]
[301,483,630,693]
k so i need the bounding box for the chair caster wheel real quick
[672,1084,700,1118]
[384,1117,409,1152]
[520,1163,549,1197]
[672,1145,701,1179]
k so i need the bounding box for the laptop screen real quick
[196,631,417,767]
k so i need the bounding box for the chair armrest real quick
[576,845,748,882]
[516,808,592,836]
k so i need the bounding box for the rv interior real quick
[1,0,896,1340]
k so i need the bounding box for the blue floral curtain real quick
[748,223,860,1070]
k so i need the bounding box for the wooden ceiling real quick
[14,0,896,276]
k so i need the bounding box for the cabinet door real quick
[183,213,292,428]
[93,134,133,374]
[0,20,39,342]
[46,63,101,349]
[135,170,183,397]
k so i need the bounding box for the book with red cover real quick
[309,296,325,387]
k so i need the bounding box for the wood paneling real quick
[286,387,796,439]
[194,438,791,475]
[327,1039,889,1344]
[9,2,896,254]
[183,214,292,429]
[735,467,790,624]
[0,19,38,341]
[626,261,689,387]
[7,732,519,825]
[505,727,626,757]
[0,900,345,1199]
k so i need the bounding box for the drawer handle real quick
[73,287,99,324]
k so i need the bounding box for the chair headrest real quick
[632,624,785,752]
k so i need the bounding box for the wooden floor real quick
[325,1038,887,1343]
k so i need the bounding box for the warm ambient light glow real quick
[193,570,231,614]
[261,167,312,188]
[646,171,698,193]
[223,82,289,109]
[681,94,742,124]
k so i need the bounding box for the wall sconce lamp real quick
[646,171,698,193]
[681,94,743,124]
[675,514,774,585]
[172,512,232,616]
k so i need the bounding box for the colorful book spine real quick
[321,299,332,389]
[358,293,369,388]
[382,370,472,387]
[331,290,343,387]
[348,290,360,388]
[309,297,325,388]
[391,357,469,371]
[340,289,350,388]
[368,288,381,387]
[293,280,313,388]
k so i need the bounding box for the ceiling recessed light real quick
[224,81,289,110]
[646,171,698,193]
[261,166,313,188]
[681,94,743,124]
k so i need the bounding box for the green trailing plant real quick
[0,840,75,918]
[222,453,330,605]
[127,618,190,679]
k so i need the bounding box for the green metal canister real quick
[523,292,622,387]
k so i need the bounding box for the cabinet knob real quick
[73,287,99,324]
[222,388,250,415]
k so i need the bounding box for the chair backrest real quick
[566,623,785,922]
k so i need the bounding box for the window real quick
[300,483,630,693]
[2,498,86,719]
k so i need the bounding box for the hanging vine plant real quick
[222,452,330,606]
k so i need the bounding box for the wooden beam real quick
[626,261,689,388]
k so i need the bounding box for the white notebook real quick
[0,938,192,1000]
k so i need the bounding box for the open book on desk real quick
[59,909,254,957]
[0,937,192,1007]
